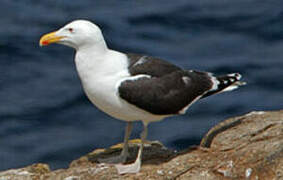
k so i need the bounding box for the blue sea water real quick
[0,0,282,171]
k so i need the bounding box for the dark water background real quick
[0,0,282,171]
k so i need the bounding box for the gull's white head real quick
[40,20,106,50]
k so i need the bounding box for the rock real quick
[0,110,282,180]
[0,163,50,180]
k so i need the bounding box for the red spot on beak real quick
[42,41,49,45]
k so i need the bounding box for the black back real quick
[127,53,182,77]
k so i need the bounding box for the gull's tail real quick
[202,73,246,98]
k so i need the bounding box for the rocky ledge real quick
[0,110,282,180]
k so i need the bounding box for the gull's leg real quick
[119,121,133,162]
[98,122,133,164]
[115,122,148,174]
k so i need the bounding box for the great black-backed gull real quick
[39,20,245,174]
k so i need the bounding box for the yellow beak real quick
[39,31,64,46]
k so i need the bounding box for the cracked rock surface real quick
[0,110,282,180]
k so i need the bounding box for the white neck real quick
[76,38,108,53]
[75,47,108,78]
[74,44,129,82]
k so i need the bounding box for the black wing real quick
[121,54,244,115]
[119,70,214,115]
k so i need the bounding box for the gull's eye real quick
[68,28,73,33]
